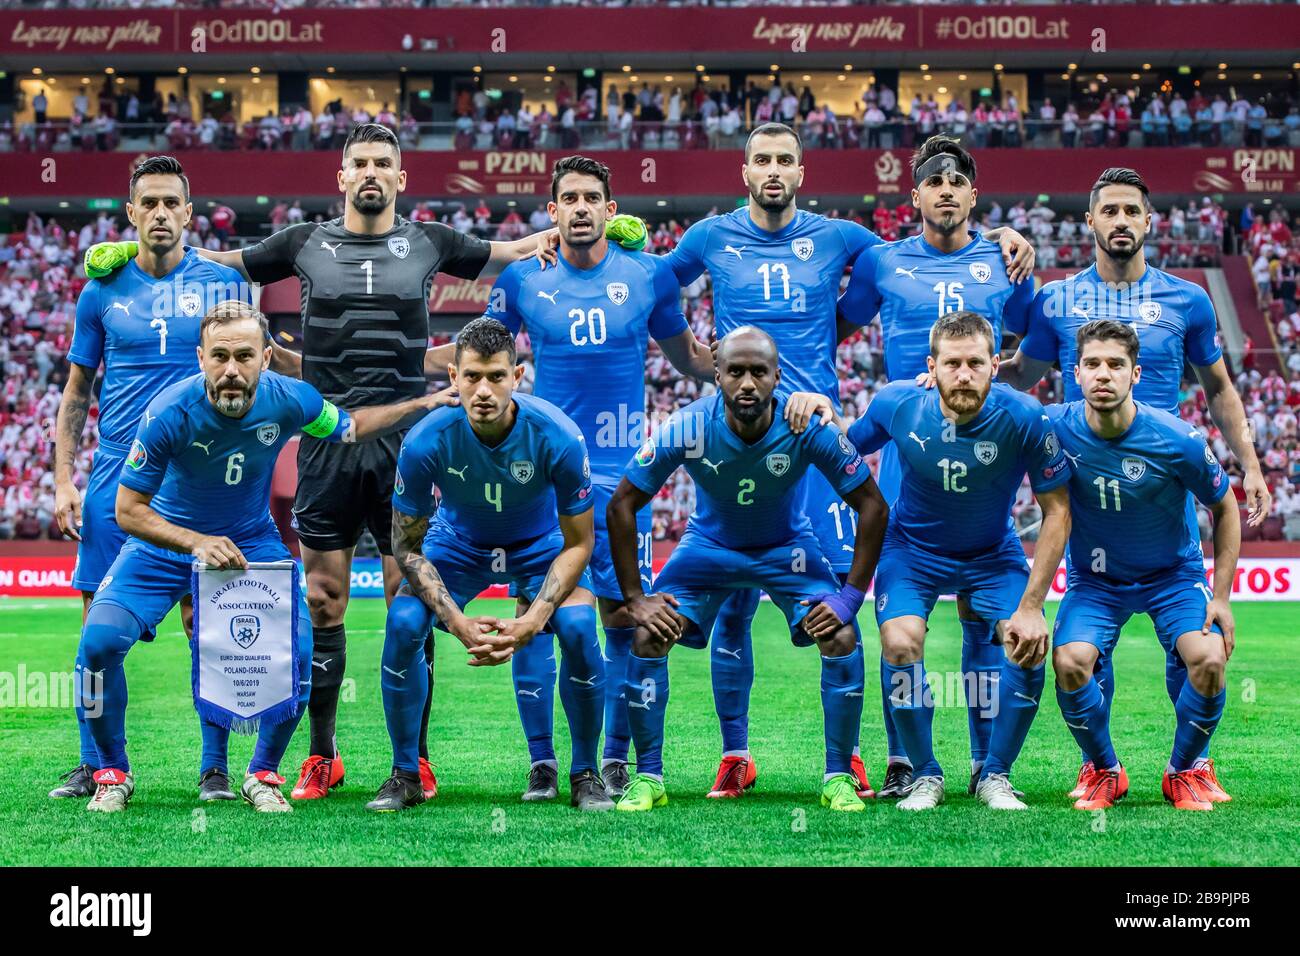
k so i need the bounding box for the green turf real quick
[1,598,1295,866]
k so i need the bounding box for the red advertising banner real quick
[2,148,1295,201]
[1,6,1297,57]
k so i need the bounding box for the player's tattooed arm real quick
[981,227,1035,284]
[53,363,95,540]
[608,478,683,644]
[504,510,595,647]
[656,329,716,382]
[1205,493,1241,658]
[1004,485,1070,668]
[115,485,248,570]
[1196,358,1270,526]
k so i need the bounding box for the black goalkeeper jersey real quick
[242,216,491,408]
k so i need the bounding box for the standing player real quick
[88,124,564,801]
[841,312,1071,810]
[51,155,268,802]
[1048,320,1239,811]
[77,301,454,812]
[657,122,1033,798]
[484,155,714,800]
[837,136,1035,798]
[999,167,1265,800]
[606,327,889,813]
[369,318,612,812]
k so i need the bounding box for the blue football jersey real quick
[119,370,345,549]
[667,208,881,404]
[485,244,687,481]
[1047,401,1228,583]
[393,392,593,549]
[1020,264,1222,412]
[848,381,1070,557]
[836,232,1033,381]
[69,248,251,448]
[623,392,869,549]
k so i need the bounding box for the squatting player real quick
[606,327,889,813]
[77,301,454,813]
[1048,320,1240,812]
[836,135,1035,799]
[370,318,613,813]
[656,121,1033,799]
[484,155,715,801]
[51,155,272,802]
[841,312,1071,811]
[88,123,565,802]
[998,167,1264,801]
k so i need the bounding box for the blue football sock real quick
[711,589,758,755]
[76,710,98,768]
[981,662,1044,778]
[883,659,941,778]
[200,720,230,776]
[625,654,669,777]
[821,648,865,777]
[1056,678,1118,769]
[1170,682,1225,773]
[1165,653,1210,761]
[77,602,144,774]
[960,619,1000,765]
[552,605,603,775]
[879,656,908,763]
[511,629,557,766]
[380,595,433,774]
[1085,651,1117,763]
[601,626,635,763]
[248,609,313,776]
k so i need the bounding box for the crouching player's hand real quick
[1002,606,1048,668]
[192,535,247,570]
[801,583,866,640]
[450,614,514,667]
[628,592,682,649]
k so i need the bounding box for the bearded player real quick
[652,122,1035,799]
[998,167,1265,802]
[483,155,714,800]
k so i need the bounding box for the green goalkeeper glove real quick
[83,240,138,279]
[605,214,648,252]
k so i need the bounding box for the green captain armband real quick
[84,241,138,279]
[303,400,343,439]
[606,214,648,252]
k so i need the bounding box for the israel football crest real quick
[230,614,261,649]
[1137,301,1161,325]
[877,593,888,613]
[1204,444,1217,467]
[178,291,203,317]
[606,282,629,306]
[974,440,998,465]
[582,455,591,479]
[792,238,814,261]
[969,262,992,283]
[510,460,535,484]
[1044,431,1060,459]
[1122,456,1147,481]
[388,236,410,259]
[837,432,855,457]
[766,453,790,477]
[257,423,280,446]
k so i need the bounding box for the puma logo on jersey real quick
[894,266,919,280]
[1062,449,1084,466]
[1013,691,1039,704]
[723,244,746,259]
[516,688,542,699]
[567,675,597,687]
[1064,719,1090,731]
[701,458,724,474]
[627,698,652,710]
[321,240,341,257]
[446,464,467,481]
[142,411,155,427]
[1071,305,1091,319]
[190,440,213,454]
[715,647,742,660]
[908,432,930,451]
[537,289,559,305]
[109,301,131,316]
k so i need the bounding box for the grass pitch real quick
[1,598,1295,866]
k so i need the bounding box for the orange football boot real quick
[291,754,345,800]
[850,754,876,799]
[419,758,439,800]
[1163,769,1213,811]
[1068,761,1096,800]
[1073,765,1129,811]
[707,754,758,798]
[1191,760,1231,803]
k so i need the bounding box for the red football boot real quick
[419,758,439,800]
[1163,769,1213,811]
[291,754,344,800]
[1068,761,1096,800]
[850,754,876,799]
[706,754,758,798]
[1191,760,1231,803]
[1073,765,1129,811]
